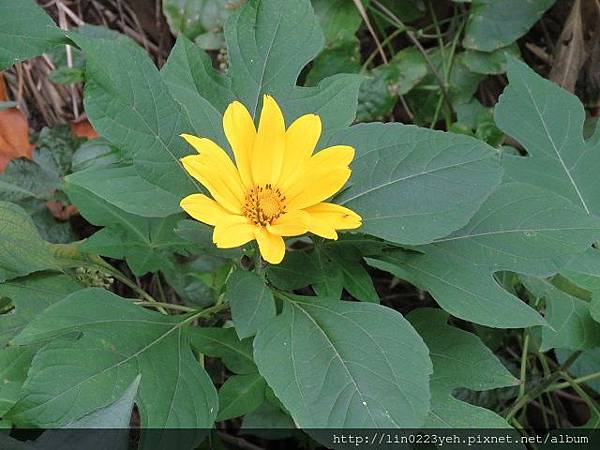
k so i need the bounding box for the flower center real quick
[242,184,286,226]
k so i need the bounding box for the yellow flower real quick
[179,95,362,264]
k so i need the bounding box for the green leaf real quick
[463,0,555,51]
[226,270,276,339]
[496,58,600,216]
[0,272,82,346]
[65,166,182,218]
[161,36,232,149]
[0,159,59,203]
[331,123,502,244]
[0,347,36,416]
[0,0,66,69]
[356,48,428,122]
[64,183,189,276]
[225,0,323,116]
[217,373,266,421]
[68,30,198,201]
[71,138,122,173]
[162,0,241,48]
[521,276,600,351]
[311,0,362,44]
[0,202,59,283]
[305,40,360,86]
[241,401,295,438]
[462,44,520,75]
[8,288,218,429]
[562,248,600,293]
[368,182,600,328]
[408,308,517,427]
[253,294,432,427]
[188,326,257,374]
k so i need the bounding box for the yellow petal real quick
[305,202,362,239]
[181,155,243,214]
[279,114,322,183]
[280,145,354,192]
[286,167,351,210]
[255,227,286,264]
[213,215,256,248]
[267,209,310,237]
[223,101,256,187]
[180,193,231,226]
[252,95,286,186]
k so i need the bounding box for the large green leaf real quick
[226,270,276,339]
[0,202,59,283]
[463,0,555,52]
[368,182,600,328]
[225,0,323,116]
[408,309,517,427]
[330,123,503,244]
[253,294,432,427]
[8,288,218,429]
[521,276,600,351]
[68,31,198,200]
[0,347,36,416]
[496,58,600,215]
[0,0,66,69]
[0,272,82,346]
[65,166,182,218]
[64,183,189,276]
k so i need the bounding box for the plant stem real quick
[180,302,230,327]
[505,351,582,420]
[546,371,600,392]
[134,301,197,313]
[518,332,530,398]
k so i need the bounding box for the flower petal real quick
[285,167,351,210]
[267,209,310,236]
[305,202,362,239]
[280,144,354,193]
[223,101,256,187]
[180,193,231,226]
[213,215,256,248]
[255,227,286,264]
[181,154,244,214]
[252,95,286,186]
[279,113,321,183]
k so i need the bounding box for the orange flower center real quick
[242,184,287,226]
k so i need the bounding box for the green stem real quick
[134,301,196,313]
[546,371,600,392]
[180,302,230,327]
[518,332,530,398]
[505,351,581,420]
[556,371,600,418]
